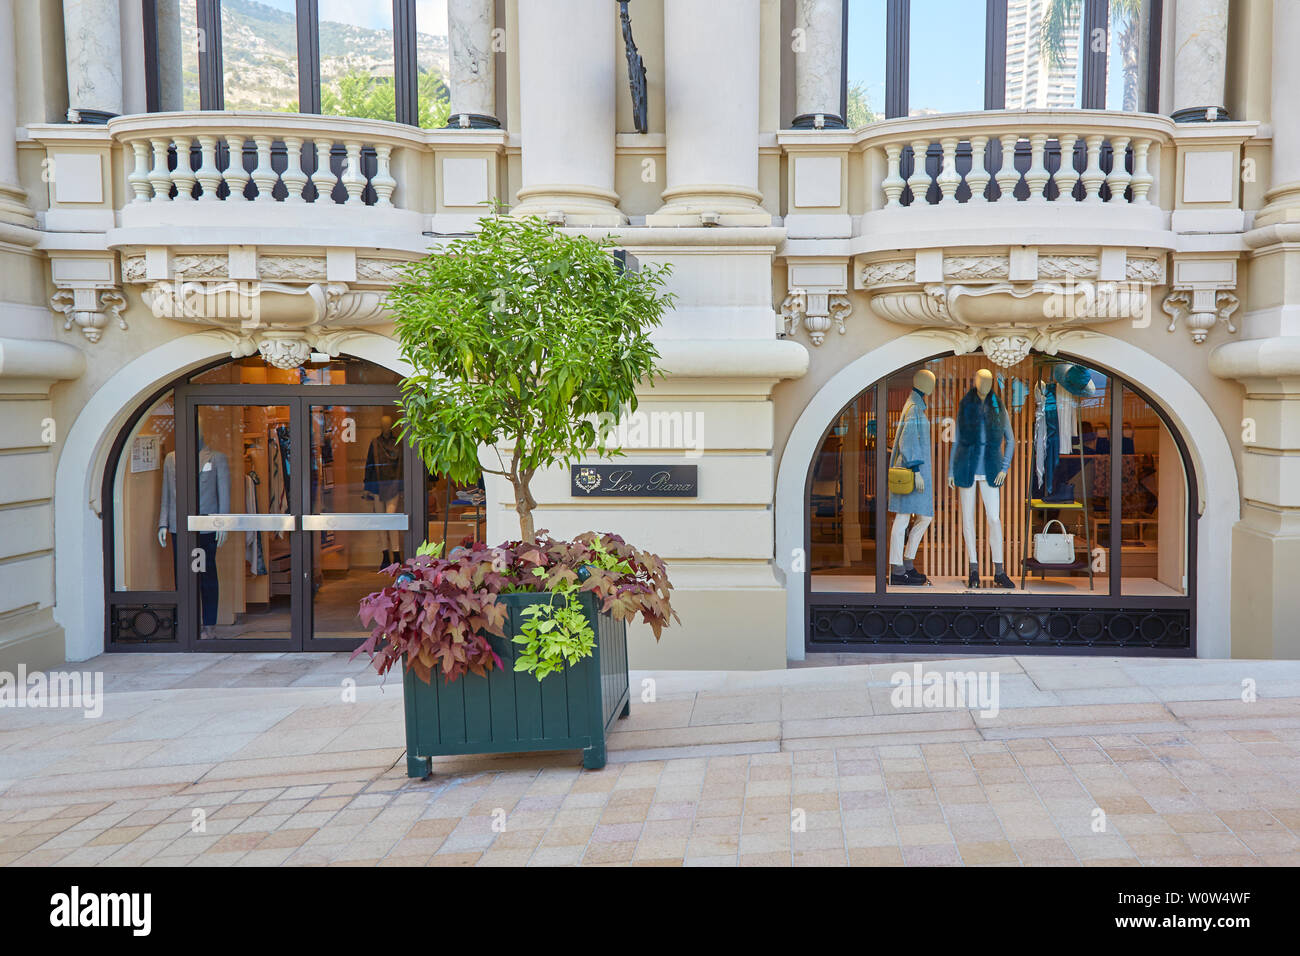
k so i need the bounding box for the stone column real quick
[63,0,124,122]
[0,0,33,226]
[648,0,770,225]
[1259,0,1300,224]
[512,0,623,225]
[447,0,499,128]
[792,0,845,129]
[1171,0,1229,122]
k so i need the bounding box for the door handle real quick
[188,514,296,532]
[301,513,409,532]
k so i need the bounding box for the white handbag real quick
[1034,519,1075,564]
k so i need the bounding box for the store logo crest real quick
[574,468,602,493]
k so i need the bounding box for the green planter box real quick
[403,591,630,775]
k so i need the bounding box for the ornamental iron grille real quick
[810,603,1191,651]
[111,603,179,644]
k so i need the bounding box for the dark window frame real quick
[142,0,438,126]
[873,0,1162,119]
[801,350,1197,656]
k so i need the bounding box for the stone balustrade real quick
[109,112,427,207]
[866,111,1173,208]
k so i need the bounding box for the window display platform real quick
[812,574,1183,597]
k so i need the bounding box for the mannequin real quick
[158,422,230,630]
[364,414,403,568]
[949,369,1015,588]
[888,368,936,586]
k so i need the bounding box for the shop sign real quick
[571,464,697,498]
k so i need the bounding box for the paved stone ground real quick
[1,653,1299,866]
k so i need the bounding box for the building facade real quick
[1,0,1297,673]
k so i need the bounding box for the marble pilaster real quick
[447,0,498,128]
[1171,0,1230,122]
[63,0,124,122]
[792,0,845,128]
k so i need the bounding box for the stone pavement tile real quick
[739,852,789,866]
[1181,831,1252,857]
[1068,835,1136,860]
[427,852,481,866]
[635,837,689,861]
[527,845,584,866]
[539,825,594,847]
[683,855,737,867]
[902,844,961,865]
[686,835,739,857]
[477,848,536,866]
[957,840,1017,864]
[1234,828,1300,854]
[1012,838,1075,863]
[794,848,847,866]
[847,846,904,866]
[1125,833,1192,858]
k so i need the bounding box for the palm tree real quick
[1039,0,1148,112]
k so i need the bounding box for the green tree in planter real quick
[387,214,675,542]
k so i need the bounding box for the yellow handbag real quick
[888,436,915,495]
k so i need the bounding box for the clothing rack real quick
[1021,408,1094,591]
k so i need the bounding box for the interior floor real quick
[811,573,1183,597]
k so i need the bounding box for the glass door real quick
[302,401,412,650]
[183,398,299,648]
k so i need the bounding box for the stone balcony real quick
[776,109,1262,358]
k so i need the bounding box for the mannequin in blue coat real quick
[948,368,1016,589]
[889,368,936,586]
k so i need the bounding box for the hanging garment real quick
[1033,380,1078,495]
[244,473,266,576]
[950,388,1014,488]
[887,389,933,517]
[365,430,403,502]
[1009,377,1030,413]
[268,425,290,518]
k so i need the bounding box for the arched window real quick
[104,353,486,651]
[846,0,1163,125]
[806,350,1194,652]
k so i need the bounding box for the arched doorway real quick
[797,348,1200,656]
[100,352,486,653]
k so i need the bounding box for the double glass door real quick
[172,385,416,651]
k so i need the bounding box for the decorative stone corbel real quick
[1161,288,1239,344]
[780,290,851,345]
[782,259,852,345]
[49,287,128,343]
[1161,254,1239,344]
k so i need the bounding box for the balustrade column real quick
[447,0,499,128]
[792,0,845,129]
[0,0,34,226]
[63,0,125,122]
[648,0,769,225]
[513,0,623,225]
[1171,0,1230,122]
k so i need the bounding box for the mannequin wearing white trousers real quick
[959,477,1003,564]
[890,513,932,565]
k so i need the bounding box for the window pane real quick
[1104,0,1156,111]
[1004,0,1084,109]
[1121,387,1187,596]
[220,0,300,112]
[190,354,401,386]
[113,392,177,591]
[416,0,452,128]
[810,386,877,593]
[426,473,487,554]
[156,0,202,110]
[908,0,986,114]
[320,2,396,122]
[845,0,887,126]
[1031,358,1110,595]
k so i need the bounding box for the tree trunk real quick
[513,479,536,542]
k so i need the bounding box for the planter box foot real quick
[620,699,630,718]
[582,742,607,770]
[406,754,431,778]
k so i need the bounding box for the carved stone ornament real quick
[141,279,391,368]
[858,248,1162,367]
[1161,288,1240,344]
[49,287,128,343]
[781,289,852,345]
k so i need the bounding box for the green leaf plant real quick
[356,531,679,684]
[385,210,675,544]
